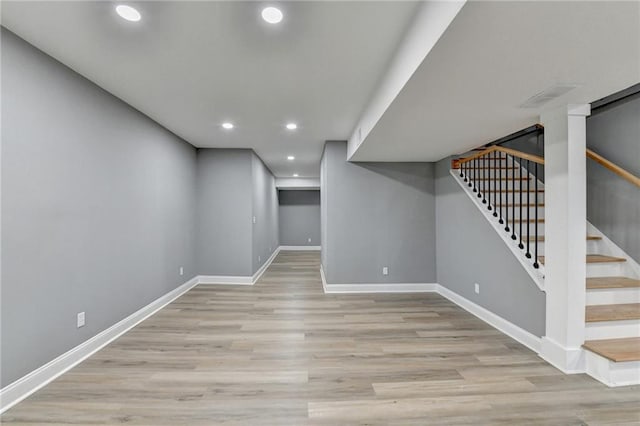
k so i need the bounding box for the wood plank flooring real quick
[2,251,640,425]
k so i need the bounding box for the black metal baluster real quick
[498,153,504,223]
[482,154,487,203]
[533,161,540,268]
[518,160,524,249]
[476,157,482,198]
[473,158,477,192]
[526,160,532,259]
[511,156,517,240]
[491,152,497,215]
[504,155,510,232]
[468,159,472,188]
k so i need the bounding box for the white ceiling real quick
[1,1,419,177]
[350,1,640,162]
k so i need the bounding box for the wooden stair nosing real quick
[585,303,640,323]
[583,337,640,362]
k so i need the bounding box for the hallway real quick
[2,251,639,425]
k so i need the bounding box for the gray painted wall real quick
[1,29,198,387]
[435,158,546,336]
[251,153,279,273]
[321,141,436,284]
[586,95,640,262]
[278,190,321,246]
[196,149,253,276]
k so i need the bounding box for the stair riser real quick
[586,319,640,339]
[585,351,640,386]
[587,262,625,278]
[587,288,640,305]
[467,180,537,192]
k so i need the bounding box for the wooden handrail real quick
[458,145,545,165]
[587,148,640,188]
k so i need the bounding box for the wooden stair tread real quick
[524,235,601,242]
[585,255,626,263]
[587,277,640,289]
[583,337,640,362]
[586,303,640,322]
[538,255,626,265]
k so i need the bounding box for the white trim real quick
[450,170,545,290]
[437,285,542,354]
[320,266,541,354]
[252,247,281,283]
[539,336,585,374]
[279,246,321,251]
[198,246,282,286]
[0,276,200,414]
[319,265,437,293]
[197,275,253,285]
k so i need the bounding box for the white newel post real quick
[540,104,591,373]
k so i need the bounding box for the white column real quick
[539,104,591,373]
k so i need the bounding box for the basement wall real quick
[321,141,437,284]
[1,29,198,387]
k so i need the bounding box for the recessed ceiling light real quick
[293,173,299,177]
[286,123,297,130]
[115,5,141,22]
[262,7,283,24]
[222,122,234,130]
[287,156,295,160]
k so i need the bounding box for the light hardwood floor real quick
[2,251,639,425]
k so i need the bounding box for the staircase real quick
[452,145,640,387]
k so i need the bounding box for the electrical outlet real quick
[308,237,312,243]
[77,312,85,328]
[474,283,480,294]
[179,266,184,276]
[382,266,389,276]
[252,216,257,224]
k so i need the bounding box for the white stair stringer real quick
[450,168,545,290]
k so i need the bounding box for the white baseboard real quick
[279,245,321,251]
[539,336,585,374]
[436,285,542,353]
[198,246,281,286]
[197,275,253,285]
[0,276,200,414]
[319,264,438,293]
[321,265,541,353]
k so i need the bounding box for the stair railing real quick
[586,148,640,188]
[457,145,545,269]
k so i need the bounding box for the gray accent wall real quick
[196,149,253,276]
[321,141,436,284]
[587,94,640,262]
[251,153,279,273]
[278,190,321,246]
[1,29,198,387]
[435,159,546,336]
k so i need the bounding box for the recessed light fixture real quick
[262,7,283,24]
[222,122,234,130]
[115,5,141,22]
[293,173,299,177]
[286,123,297,130]
[287,155,295,160]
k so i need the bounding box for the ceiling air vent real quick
[519,84,579,108]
